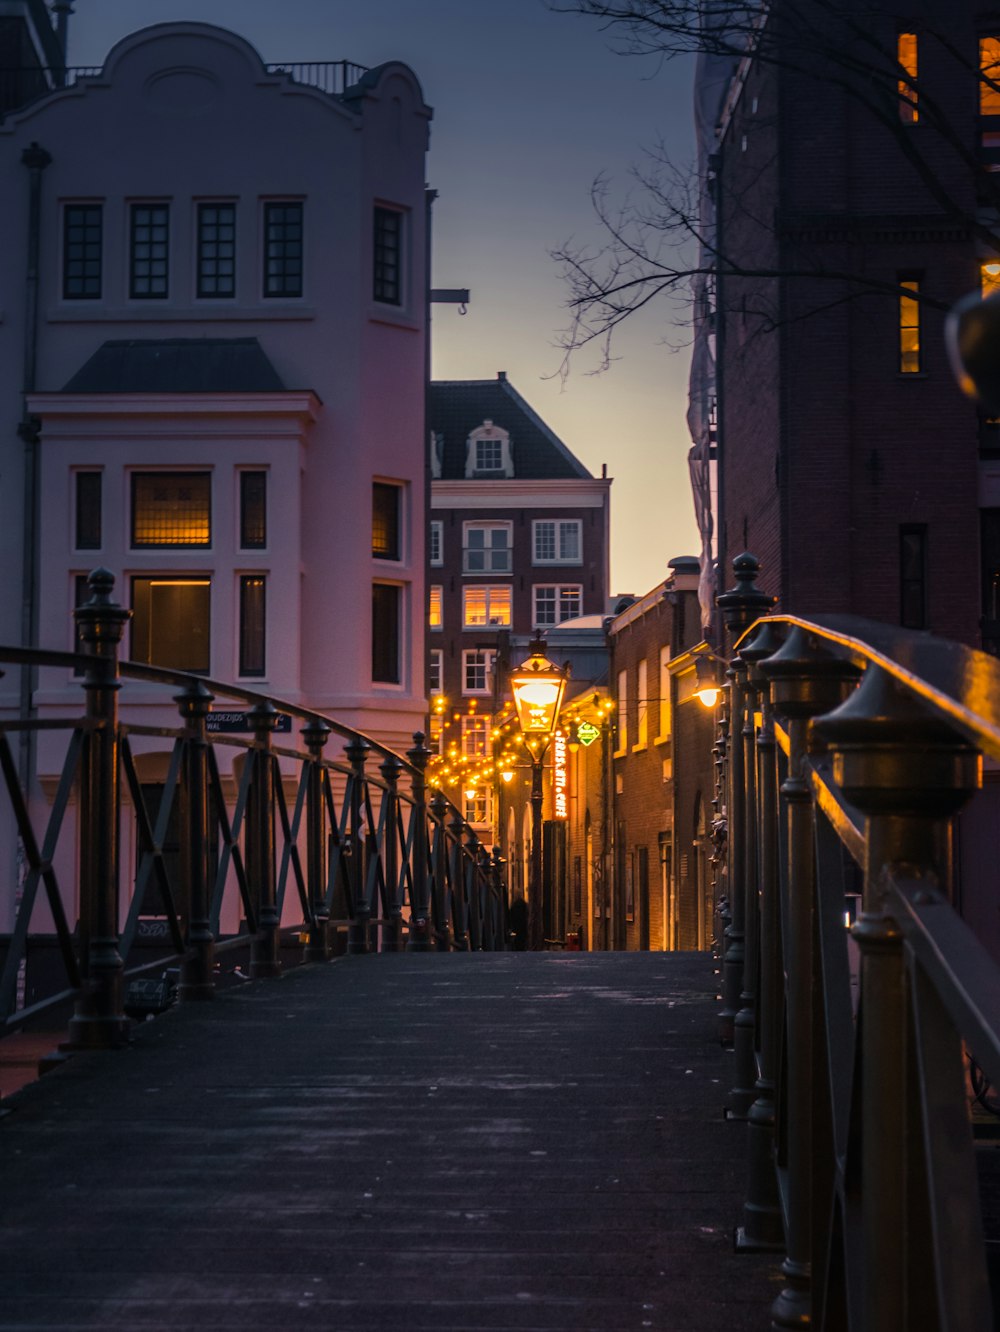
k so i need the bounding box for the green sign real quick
[576,720,600,747]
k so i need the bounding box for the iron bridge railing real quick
[715,554,1000,1331]
[0,570,506,1055]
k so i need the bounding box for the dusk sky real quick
[66,0,698,595]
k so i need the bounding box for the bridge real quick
[1,565,1000,1329]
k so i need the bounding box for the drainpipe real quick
[19,141,52,791]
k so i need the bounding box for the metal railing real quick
[715,554,1000,1330]
[0,569,506,1053]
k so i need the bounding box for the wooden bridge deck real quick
[0,952,779,1330]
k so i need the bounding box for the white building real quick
[0,15,432,940]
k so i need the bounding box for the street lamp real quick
[509,638,568,950]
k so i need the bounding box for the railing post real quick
[813,665,979,1330]
[248,700,281,979]
[68,568,131,1049]
[406,733,432,951]
[380,753,404,952]
[735,621,785,1251]
[468,841,486,951]
[762,625,861,1327]
[176,679,215,1000]
[345,738,371,954]
[302,719,332,963]
[450,809,470,950]
[430,790,451,951]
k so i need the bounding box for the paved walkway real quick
[0,953,779,1330]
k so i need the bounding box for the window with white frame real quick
[429,713,444,755]
[532,583,582,629]
[635,658,648,749]
[464,788,492,826]
[533,519,582,565]
[659,646,672,740]
[463,585,511,628]
[463,648,495,695]
[615,667,628,755]
[465,421,513,478]
[429,648,443,695]
[463,521,511,574]
[429,585,443,630]
[430,520,443,566]
[462,714,489,757]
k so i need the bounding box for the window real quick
[429,520,443,566]
[72,573,89,676]
[429,585,443,630]
[658,647,672,740]
[63,204,102,299]
[900,525,927,629]
[463,649,496,695]
[264,201,303,298]
[429,648,443,695]
[130,203,169,299]
[615,668,627,755]
[476,437,503,471]
[131,576,210,673]
[981,36,1000,115]
[464,789,491,825]
[463,585,511,628]
[197,202,236,298]
[533,519,582,565]
[898,278,921,374]
[897,32,918,124]
[239,575,266,677]
[132,473,210,547]
[373,205,402,305]
[635,659,648,749]
[239,471,266,549]
[463,521,511,573]
[532,584,582,628]
[465,422,513,478]
[75,471,102,550]
[372,582,401,684]
[462,714,489,757]
[372,482,402,560]
[429,713,444,755]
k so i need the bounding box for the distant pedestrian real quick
[508,896,528,951]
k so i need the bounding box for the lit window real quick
[462,715,489,757]
[264,201,303,298]
[463,649,495,695]
[533,519,582,564]
[132,473,210,548]
[464,522,511,573]
[373,206,402,305]
[240,471,266,549]
[130,203,169,299]
[372,582,401,684]
[63,203,102,299]
[982,261,1000,300]
[429,714,444,754]
[429,585,443,630]
[429,648,443,694]
[900,525,927,629]
[982,36,1000,115]
[898,278,921,374]
[197,202,236,299]
[75,471,102,550]
[532,584,582,628]
[372,482,402,560]
[239,575,266,677]
[463,585,511,628]
[897,32,918,123]
[131,577,211,673]
[616,668,628,754]
[430,520,443,566]
[658,646,672,740]
[464,789,491,825]
[635,659,648,749]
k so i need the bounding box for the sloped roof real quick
[61,338,288,394]
[430,373,592,480]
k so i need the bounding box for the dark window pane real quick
[372,482,401,559]
[73,573,89,677]
[264,201,303,298]
[64,204,102,299]
[130,203,169,299]
[132,472,211,548]
[900,525,927,629]
[240,471,267,548]
[131,576,211,673]
[75,472,102,549]
[197,202,236,298]
[239,576,266,677]
[372,583,401,683]
[374,206,402,305]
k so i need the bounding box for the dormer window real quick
[465,421,513,478]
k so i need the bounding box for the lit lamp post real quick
[510,638,568,951]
